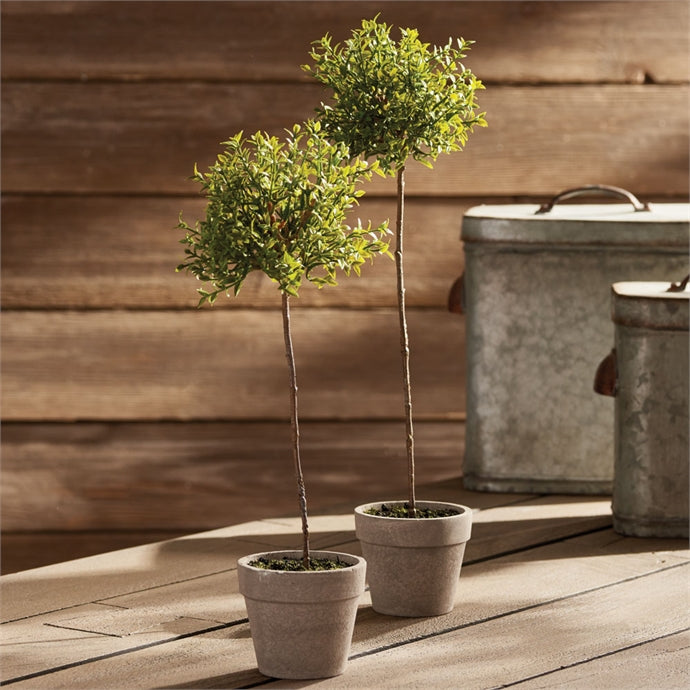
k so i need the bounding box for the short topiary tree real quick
[176,121,390,566]
[304,16,486,516]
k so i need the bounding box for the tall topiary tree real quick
[304,16,486,516]
[176,120,390,566]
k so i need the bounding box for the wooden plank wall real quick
[1,1,688,571]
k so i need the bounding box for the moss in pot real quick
[304,16,485,616]
[176,120,390,676]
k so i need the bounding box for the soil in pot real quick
[366,502,461,519]
[248,555,351,571]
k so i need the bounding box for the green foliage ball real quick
[303,16,487,174]
[177,121,390,304]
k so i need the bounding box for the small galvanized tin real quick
[460,186,689,494]
[599,281,688,538]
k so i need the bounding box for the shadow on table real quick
[4,508,686,624]
[158,667,267,688]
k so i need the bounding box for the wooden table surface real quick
[2,478,688,689]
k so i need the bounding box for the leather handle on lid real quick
[535,185,650,215]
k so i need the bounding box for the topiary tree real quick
[304,16,486,516]
[176,120,390,566]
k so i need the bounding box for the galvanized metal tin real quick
[608,282,689,537]
[461,188,689,494]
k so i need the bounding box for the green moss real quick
[365,503,460,519]
[249,556,352,571]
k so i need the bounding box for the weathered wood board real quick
[309,565,690,690]
[1,196,470,309]
[3,85,688,196]
[0,531,190,575]
[5,192,686,311]
[1,310,466,422]
[2,1,687,84]
[0,422,466,532]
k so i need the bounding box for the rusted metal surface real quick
[460,194,689,494]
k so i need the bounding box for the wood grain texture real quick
[1,310,466,421]
[2,515,687,687]
[1,492,614,621]
[0,531,190,574]
[1,195,473,309]
[335,565,690,690]
[3,84,688,195]
[515,630,690,689]
[2,1,687,84]
[2,0,689,563]
[0,421,466,532]
[4,190,686,311]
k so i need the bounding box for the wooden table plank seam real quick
[8,553,672,689]
[494,626,690,690]
[463,523,613,567]
[257,563,689,689]
[344,560,690,663]
[0,619,248,687]
[0,566,241,626]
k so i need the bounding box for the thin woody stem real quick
[395,165,416,517]
[282,292,310,566]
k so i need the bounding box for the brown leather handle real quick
[448,274,465,314]
[594,348,618,397]
[536,185,650,215]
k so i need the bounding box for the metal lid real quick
[612,281,689,331]
[462,186,689,247]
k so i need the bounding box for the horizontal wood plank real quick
[346,529,690,658]
[1,310,466,422]
[0,421,465,532]
[2,1,687,84]
[1,196,473,309]
[516,629,690,689]
[0,531,190,574]
[5,191,687,311]
[2,85,688,196]
[2,309,465,421]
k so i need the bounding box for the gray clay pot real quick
[355,500,472,617]
[237,550,366,679]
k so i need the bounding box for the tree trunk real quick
[395,165,416,517]
[282,292,310,565]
